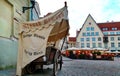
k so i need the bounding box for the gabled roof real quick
[77,14,120,38]
[76,30,80,37]
[77,14,103,37]
[97,22,120,31]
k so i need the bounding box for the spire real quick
[64,1,67,7]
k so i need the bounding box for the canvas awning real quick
[48,19,69,42]
[16,3,69,76]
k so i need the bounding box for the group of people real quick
[62,50,114,60]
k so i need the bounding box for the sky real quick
[36,0,120,37]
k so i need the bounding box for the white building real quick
[76,14,120,52]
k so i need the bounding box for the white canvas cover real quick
[16,5,69,76]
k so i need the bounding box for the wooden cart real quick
[23,46,63,76]
[16,2,69,76]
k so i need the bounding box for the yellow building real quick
[0,0,40,69]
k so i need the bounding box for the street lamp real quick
[22,0,35,13]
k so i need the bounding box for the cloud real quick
[36,0,120,36]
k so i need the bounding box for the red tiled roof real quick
[69,37,76,42]
[97,22,120,31]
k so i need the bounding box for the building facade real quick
[76,14,120,52]
[30,0,40,21]
[68,37,76,48]
[0,0,40,69]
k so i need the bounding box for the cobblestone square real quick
[0,57,120,76]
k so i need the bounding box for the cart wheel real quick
[59,56,63,70]
[26,63,36,74]
[22,68,27,75]
[53,58,58,76]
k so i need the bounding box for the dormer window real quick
[112,27,117,31]
[102,28,108,31]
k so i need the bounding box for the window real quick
[104,43,108,48]
[86,27,94,31]
[80,38,84,42]
[116,32,120,35]
[95,32,99,36]
[92,43,96,48]
[110,37,114,41]
[91,27,94,31]
[82,32,86,36]
[91,32,94,36]
[86,43,90,48]
[118,37,120,40]
[110,32,114,35]
[86,27,90,31]
[111,50,116,52]
[86,38,90,41]
[86,32,90,36]
[102,28,108,31]
[81,43,84,48]
[98,37,101,41]
[98,43,102,48]
[71,43,72,47]
[118,43,120,47]
[111,42,115,47]
[92,37,96,41]
[103,32,108,35]
[112,27,117,31]
[115,28,117,30]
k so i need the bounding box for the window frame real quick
[111,42,115,47]
[92,37,96,41]
[98,43,102,48]
[118,37,120,40]
[80,38,84,42]
[95,32,99,36]
[98,37,101,41]
[118,42,120,47]
[92,43,96,48]
[81,43,84,48]
[110,37,114,41]
[86,43,90,48]
[86,38,90,41]
[91,27,94,31]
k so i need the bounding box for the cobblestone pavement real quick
[57,57,120,76]
[0,57,120,76]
